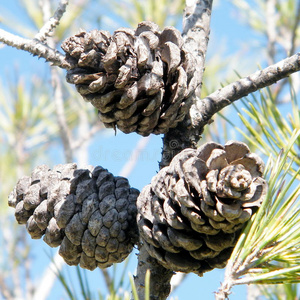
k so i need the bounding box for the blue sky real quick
[0,1,268,299]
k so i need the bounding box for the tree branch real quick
[35,0,69,42]
[0,29,70,69]
[182,0,213,95]
[160,0,213,169]
[0,0,70,69]
[134,245,174,300]
[190,52,300,131]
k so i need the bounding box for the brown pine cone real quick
[61,21,198,136]
[137,141,268,275]
[8,164,139,270]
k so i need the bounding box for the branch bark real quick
[134,245,174,300]
[0,0,70,69]
[160,0,213,169]
[190,52,300,131]
[182,0,213,95]
[0,29,70,68]
[35,0,69,42]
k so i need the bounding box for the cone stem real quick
[134,244,174,300]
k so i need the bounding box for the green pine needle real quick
[217,130,300,296]
[221,87,300,174]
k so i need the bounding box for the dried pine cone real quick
[61,21,198,136]
[137,141,268,275]
[8,164,139,270]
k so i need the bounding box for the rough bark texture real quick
[182,0,213,95]
[135,245,174,300]
[0,29,70,68]
[35,0,69,42]
[190,52,300,130]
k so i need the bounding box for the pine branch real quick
[35,0,69,42]
[190,52,300,131]
[0,0,71,69]
[160,0,213,169]
[0,29,70,69]
[134,245,174,300]
[182,0,213,95]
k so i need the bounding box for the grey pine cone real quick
[8,163,139,270]
[137,141,268,275]
[61,21,198,136]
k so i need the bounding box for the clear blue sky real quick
[0,1,264,299]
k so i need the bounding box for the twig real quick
[0,29,70,69]
[215,278,235,300]
[35,0,69,42]
[190,52,300,131]
[0,0,70,68]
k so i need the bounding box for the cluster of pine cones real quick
[9,141,267,274]
[62,21,199,136]
[8,20,268,277]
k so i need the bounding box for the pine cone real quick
[137,141,268,275]
[8,164,139,270]
[61,21,198,136]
